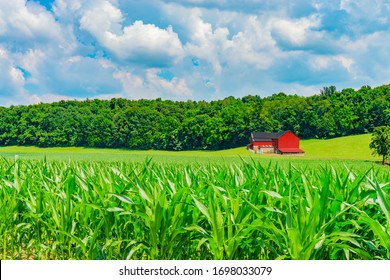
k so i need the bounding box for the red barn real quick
[248,131,304,155]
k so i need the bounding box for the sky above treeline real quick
[1,0,390,106]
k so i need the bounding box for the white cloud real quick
[29,92,123,105]
[17,48,46,78]
[9,67,25,86]
[271,15,322,47]
[162,4,281,73]
[339,31,390,84]
[310,55,354,72]
[0,0,64,44]
[79,0,123,34]
[227,16,277,69]
[28,94,42,104]
[79,1,184,66]
[146,69,192,97]
[53,0,84,14]
[1,0,390,106]
[163,6,230,73]
[310,56,331,70]
[114,68,192,100]
[28,93,73,104]
[340,0,390,19]
[8,49,121,98]
[113,70,147,99]
[0,46,7,59]
[335,56,354,72]
[0,47,26,102]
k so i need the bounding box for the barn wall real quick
[253,141,273,147]
[278,131,299,149]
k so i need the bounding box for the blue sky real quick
[1,0,390,105]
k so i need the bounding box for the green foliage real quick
[320,85,337,96]
[0,84,390,150]
[0,133,384,162]
[0,157,389,260]
[369,126,390,165]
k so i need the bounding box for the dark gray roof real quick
[251,131,289,141]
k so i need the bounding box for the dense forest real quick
[0,85,389,150]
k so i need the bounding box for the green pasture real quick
[0,134,387,182]
[0,133,382,165]
[1,133,389,260]
[300,134,378,160]
[0,145,249,163]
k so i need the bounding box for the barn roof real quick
[251,131,289,141]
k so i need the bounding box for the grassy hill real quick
[0,133,381,162]
[300,133,378,160]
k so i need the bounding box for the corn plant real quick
[0,157,389,260]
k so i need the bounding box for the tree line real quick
[0,84,389,150]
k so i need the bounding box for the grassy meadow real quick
[0,134,389,260]
[0,133,382,162]
[300,134,378,160]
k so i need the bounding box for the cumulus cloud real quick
[146,69,192,97]
[0,0,68,48]
[227,16,277,69]
[340,0,390,23]
[180,8,231,73]
[114,68,192,100]
[1,0,390,105]
[0,46,28,105]
[161,0,283,14]
[28,93,74,104]
[79,0,184,67]
[113,70,151,99]
[38,55,121,97]
[271,15,322,47]
[163,5,277,73]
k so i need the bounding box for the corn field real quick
[0,157,389,260]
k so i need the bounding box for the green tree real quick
[320,85,337,96]
[369,126,390,165]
